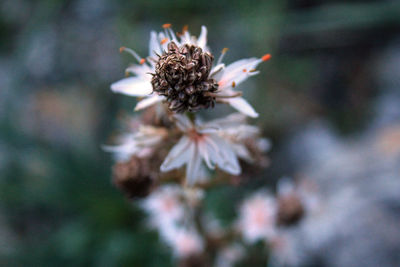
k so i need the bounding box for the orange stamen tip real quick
[232,81,236,88]
[182,25,189,33]
[160,38,168,45]
[249,69,257,73]
[261,54,271,62]
[242,69,247,72]
[222,47,229,53]
[139,58,146,65]
[119,46,126,53]
[162,23,172,29]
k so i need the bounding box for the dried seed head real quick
[112,156,154,199]
[151,42,219,113]
[276,193,304,226]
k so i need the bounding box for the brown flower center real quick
[151,42,218,113]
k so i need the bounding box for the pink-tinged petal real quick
[197,26,207,50]
[111,77,153,96]
[149,31,162,59]
[186,142,202,185]
[160,136,191,172]
[134,95,164,111]
[223,97,259,118]
[217,58,262,89]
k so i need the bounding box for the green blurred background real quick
[1,0,400,266]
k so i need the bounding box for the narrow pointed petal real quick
[210,63,225,79]
[125,64,153,79]
[198,139,215,169]
[209,135,241,175]
[102,142,139,161]
[186,143,202,186]
[223,97,259,118]
[149,31,162,59]
[217,58,262,89]
[111,77,153,96]
[160,136,191,172]
[197,26,207,50]
[134,95,164,111]
[158,32,169,52]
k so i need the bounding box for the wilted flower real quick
[111,25,270,116]
[112,156,154,199]
[236,191,277,243]
[160,113,266,185]
[103,125,167,161]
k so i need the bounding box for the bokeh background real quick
[1,0,400,266]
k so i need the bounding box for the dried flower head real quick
[112,156,153,199]
[152,42,218,112]
[276,193,304,226]
[111,24,271,117]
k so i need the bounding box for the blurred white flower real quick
[102,125,167,161]
[236,191,277,243]
[160,113,265,185]
[110,25,270,117]
[140,185,184,230]
[162,226,204,258]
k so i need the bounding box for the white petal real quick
[223,97,259,118]
[231,143,253,162]
[125,64,153,79]
[186,142,202,186]
[102,142,139,161]
[197,26,207,50]
[210,63,225,79]
[149,31,161,58]
[217,58,262,89]
[160,136,191,172]
[198,139,215,169]
[111,77,152,96]
[180,30,192,45]
[205,135,241,175]
[158,32,169,52]
[134,95,164,111]
[204,113,246,129]
[174,114,193,132]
